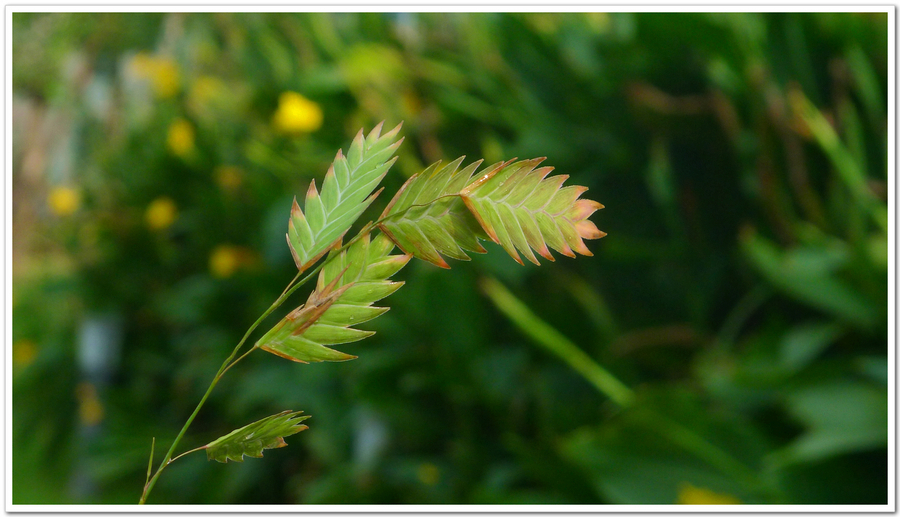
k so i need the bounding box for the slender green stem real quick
[139,268,317,503]
[220,345,257,377]
[145,437,155,487]
[169,446,206,464]
[139,222,382,504]
[140,364,226,503]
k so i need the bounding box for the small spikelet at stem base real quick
[203,411,310,463]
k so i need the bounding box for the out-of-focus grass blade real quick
[480,276,633,407]
[789,89,887,233]
[769,381,887,466]
[741,229,877,329]
[779,321,844,372]
[845,45,884,130]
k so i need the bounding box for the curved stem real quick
[139,268,318,504]
[220,343,257,376]
[169,446,206,464]
[139,222,382,504]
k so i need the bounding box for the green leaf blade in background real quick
[559,387,770,504]
[771,380,887,467]
[204,410,310,463]
[741,230,878,329]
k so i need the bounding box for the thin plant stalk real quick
[139,224,378,504]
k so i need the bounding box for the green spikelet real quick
[460,158,605,265]
[378,157,494,268]
[257,233,409,363]
[203,411,310,463]
[287,122,403,273]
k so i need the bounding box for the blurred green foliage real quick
[12,12,888,505]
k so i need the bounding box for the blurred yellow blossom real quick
[677,483,740,504]
[76,382,105,426]
[272,92,323,134]
[528,13,561,35]
[191,76,224,102]
[209,245,245,278]
[145,197,178,230]
[189,75,228,114]
[167,118,195,157]
[47,186,81,216]
[209,245,258,278]
[586,12,611,33]
[215,165,243,192]
[13,339,37,368]
[416,463,440,486]
[130,52,180,98]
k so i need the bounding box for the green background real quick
[12,12,889,505]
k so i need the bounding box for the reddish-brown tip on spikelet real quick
[306,179,319,200]
[569,199,603,221]
[575,219,605,240]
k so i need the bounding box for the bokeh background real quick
[11,12,889,505]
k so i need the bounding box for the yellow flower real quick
[75,382,105,426]
[151,60,180,98]
[13,339,37,368]
[130,52,180,98]
[188,75,229,115]
[528,13,561,35]
[677,483,741,504]
[215,165,243,192]
[586,12,611,33]
[47,186,80,216]
[167,118,195,157]
[210,245,241,278]
[272,92,323,134]
[416,463,440,486]
[145,197,178,230]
